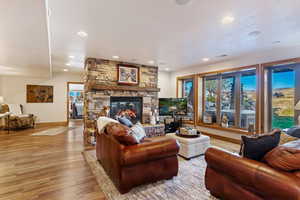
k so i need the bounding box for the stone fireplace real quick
[83,58,160,145]
[110,97,143,123]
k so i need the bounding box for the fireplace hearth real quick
[110,97,143,123]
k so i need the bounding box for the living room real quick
[1,0,300,200]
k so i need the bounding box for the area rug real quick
[83,150,218,200]
[31,126,74,136]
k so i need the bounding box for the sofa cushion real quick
[105,122,138,145]
[121,137,179,166]
[264,141,300,171]
[241,129,281,161]
[130,122,146,143]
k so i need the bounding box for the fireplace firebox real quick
[110,97,143,123]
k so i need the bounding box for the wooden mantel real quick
[87,83,160,92]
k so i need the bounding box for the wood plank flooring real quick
[0,120,240,200]
[0,120,105,200]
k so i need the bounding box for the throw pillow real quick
[264,145,300,171]
[105,122,138,145]
[130,122,146,143]
[241,129,281,161]
[280,132,298,145]
[286,127,300,138]
[118,116,133,128]
[97,116,119,133]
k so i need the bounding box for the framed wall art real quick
[117,64,139,85]
[26,85,54,103]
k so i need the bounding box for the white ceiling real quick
[1,0,300,76]
[0,0,51,77]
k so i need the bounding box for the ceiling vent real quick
[216,54,228,58]
[175,0,191,5]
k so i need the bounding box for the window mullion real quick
[235,73,241,128]
[216,75,222,124]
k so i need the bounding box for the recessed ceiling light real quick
[66,63,71,66]
[112,55,120,59]
[63,69,69,72]
[148,60,155,65]
[202,58,210,62]
[248,30,261,37]
[165,68,170,71]
[77,31,88,38]
[175,0,191,5]
[222,16,235,24]
[69,55,75,59]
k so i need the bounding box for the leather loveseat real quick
[205,140,300,200]
[96,122,180,194]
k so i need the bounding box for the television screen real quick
[159,98,188,116]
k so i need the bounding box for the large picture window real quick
[202,67,257,130]
[264,64,298,130]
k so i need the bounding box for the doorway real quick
[67,82,84,124]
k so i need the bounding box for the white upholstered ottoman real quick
[167,133,210,159]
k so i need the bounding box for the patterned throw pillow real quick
[130,122,146,143]
[280,132,298,145]
[118,116,133,128]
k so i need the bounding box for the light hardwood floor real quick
[0,121,240,200]
[0,120,105,200]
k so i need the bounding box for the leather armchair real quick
[205,145,300,200]
[96,132,180,194]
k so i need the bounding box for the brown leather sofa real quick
[96,126,180,194]
[205,140,300,200]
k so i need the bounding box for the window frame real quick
[197,65,260,134]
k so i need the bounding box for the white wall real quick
[158,71,172,98]
[0,77,3,96]
[0,72,83,123]
[170,45,300,97]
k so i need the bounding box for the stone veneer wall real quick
[83,58,159,145]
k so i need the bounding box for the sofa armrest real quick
[121,137,179,166]
[205,147,300,199]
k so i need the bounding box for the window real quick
[221,75,236,127]
[202,67,257,130]
[204,77,218,123]
[182,79,194,120]
[267,66,296,130]
[240,70,257,129]
[177,77,195,121]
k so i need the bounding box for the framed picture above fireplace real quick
[117,64,139,85]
